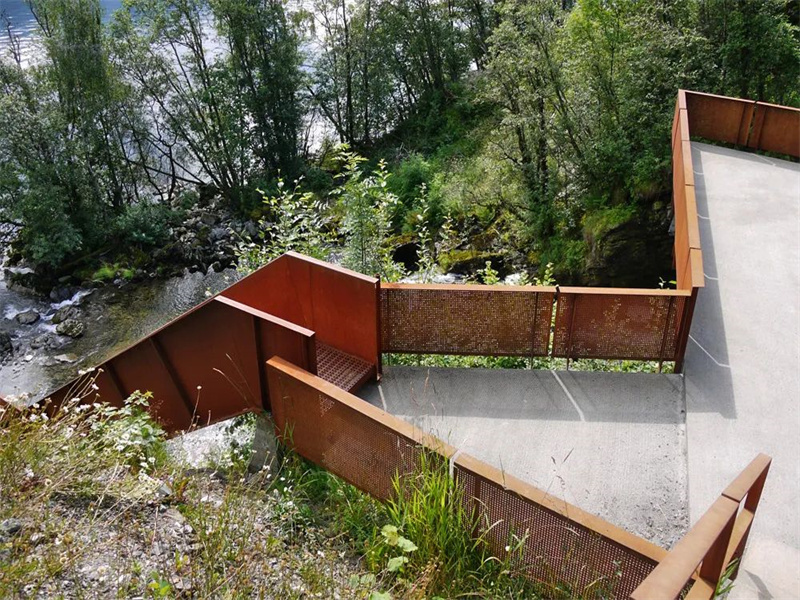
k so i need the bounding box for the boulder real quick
[52,305,80,325]
[56,319,85,338]
[30,334,54,349]
[50,285,79,303]
[54,353,79,363]
[0,331,12,359]
[0,518,22,538]
[15,310,40,325]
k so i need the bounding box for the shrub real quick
[115,202,180,248]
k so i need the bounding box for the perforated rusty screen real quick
[266,357,662,594]
[381,284,555,356]
[455,460,659,597]
[552,290,687,361]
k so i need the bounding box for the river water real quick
[0,262,241,402]
[0,0,312,402]
[0,0,123,64]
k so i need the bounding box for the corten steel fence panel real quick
[43,297,317,434]
[748,102,800,158]
[552,289,688,362]
[215,296,317,411]
[380,283,555,356]
[220,254,307,326]
[222,252,379,369]
[150,298,262,428]
[685,91,755,146]
[453,453,664,598]
[283,252,380,366]
[267,356,450,501]
[266,357,668,595]
[631,455,771,600]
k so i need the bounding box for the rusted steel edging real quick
[266,355,667,564]
[630,454,772,600]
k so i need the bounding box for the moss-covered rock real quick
[439,249,507,277]
[581,198,673,288]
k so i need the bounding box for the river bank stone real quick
[56,319,85,338]
[52,305,80,325]
[15,310,40,325]
[50,285,80,303]
[0,331,12,360]
[31,334,55,349]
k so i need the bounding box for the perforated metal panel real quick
[381,285,555,356]
[266,358,663,596]
[552,291,686,362]
[455,465,658,597]
[316,342,375,393]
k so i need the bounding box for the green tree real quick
[697,0,800,105]
[335,146,405,280]
[0,0,147,267]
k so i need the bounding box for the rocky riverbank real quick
[0,260,240,403]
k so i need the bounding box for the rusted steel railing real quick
[630,454,772,599]
[380,283,555,357]
[552,287,689,368]
[44,295,316,433]
[684,90,800,158]
[266,355,770,599]
[266,356,666,596]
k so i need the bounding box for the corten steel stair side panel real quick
[283,252,379,366]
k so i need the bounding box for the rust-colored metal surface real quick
[220,254,306,325]
[748,102,800,157]
[381,283,555,356]
[316,341,375,393]
[283,253,380,365]
[454,453,662,596]
[631,454,771,600]
[45,297,317,434]
[552,288,688,362]
[221,252,380,366]
[685,90,754,146]
[266,356,666,596]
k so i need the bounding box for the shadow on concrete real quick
[685,144,735,418]
[358,365,690,548]
[360,366,684,425]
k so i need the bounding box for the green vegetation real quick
[1,390,612,598]
[2,0,798,285]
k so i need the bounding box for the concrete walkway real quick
[359,142,799,596]
[685,143,800,598]
[359,367,689,548]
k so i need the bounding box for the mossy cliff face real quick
[582,198,674,288]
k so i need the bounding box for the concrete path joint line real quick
[688,335,731,369]
[550,370,586,422]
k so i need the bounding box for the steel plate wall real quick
[283,253,380,365]
[552,289,687,361]
[268,356,430,501]
[748,102,800,157]
[266,357,665,595]
[381,284,555,356]
[46,297,316,434]
[221,252,380,368]
[685,91,754,145]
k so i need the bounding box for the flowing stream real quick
[0,263,240,402]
